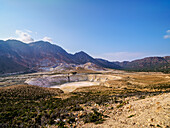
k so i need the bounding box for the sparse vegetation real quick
[149,83,170,89]
[0,85,112,127]
[116,103,125,108]
[83,109,105,124]
[0,72,170,127]
[128,114,136,118]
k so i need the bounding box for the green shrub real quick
[83,109,105,124]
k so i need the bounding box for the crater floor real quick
[51,81,100,93]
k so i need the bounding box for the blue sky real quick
[0,0,170,61]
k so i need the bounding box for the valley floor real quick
[51,81,100,93]
[0,70,170,128]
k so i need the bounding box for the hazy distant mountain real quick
[115,56,170,72]
[95,58,121,69]
[73,51,121,69]
[0,40,169,74]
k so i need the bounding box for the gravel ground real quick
[81,93,170,128]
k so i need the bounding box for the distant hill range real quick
[0,40,169,74]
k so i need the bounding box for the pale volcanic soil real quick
[51,81,100,93]
[81,93,170,128]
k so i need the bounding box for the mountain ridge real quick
[0,39,169,74]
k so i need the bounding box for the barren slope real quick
[82,93,170,128]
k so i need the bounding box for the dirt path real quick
[82,93,170,128]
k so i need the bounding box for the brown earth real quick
[81,93,170,128]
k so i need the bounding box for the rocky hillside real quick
[0,40,119,74]
[0,39,169,74]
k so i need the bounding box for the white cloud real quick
[3,37,16,41]
[94,52,146,61]
[164,35,170,39]
[166,30,170,33]
[2,30,53,43]
[25,29,32,33]
[164,30,170,39]
[15,30,34,43]
[42,36,52,42]
[3,30,34,43]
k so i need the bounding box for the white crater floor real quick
[50,81,100,93]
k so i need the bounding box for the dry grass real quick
[72,73,170,95]
[0,71,169,127]
[129,74,170,84]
